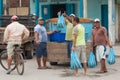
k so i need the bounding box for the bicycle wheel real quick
[16,53,24,75]
[0,50,16,70]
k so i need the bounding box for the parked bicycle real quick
[0,44,24,75]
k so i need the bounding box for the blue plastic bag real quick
[70,51,82,69]
[107,48,116,65]
[57,13,65,28]
[87,52,97,68]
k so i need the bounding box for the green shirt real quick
[73,24,86,46]
[65,20,74,41]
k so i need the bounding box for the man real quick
[3,15,30,74]
[91,18,112,73]
[72,17,87,76]
[34,18,57,69]
[63,12,75,58]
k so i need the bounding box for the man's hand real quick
[72,46,75,51]
[35,40,40,45]
[90,47,93,52]
[53,30,61,33]
[109,45,112,48]
[63,12,67,17]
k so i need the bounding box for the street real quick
[0,56,120,80]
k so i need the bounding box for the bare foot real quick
[42,66,51,69]
[37,66,43,69]
[84,72,89,76]
[74,73,79,77]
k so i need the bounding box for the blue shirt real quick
[34,24,47,42]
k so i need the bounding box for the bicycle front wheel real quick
[0,50,16,70]
[16,53,24,75]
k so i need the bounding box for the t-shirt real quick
[34,24,47,42]
[65,20,74,41]
[73,24,86,46]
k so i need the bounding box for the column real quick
[108,0,115,45]
[80,0,83,17]
[83,0,87,18]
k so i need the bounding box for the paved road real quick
[0,56,120,80]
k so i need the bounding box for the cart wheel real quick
[50,62,57,65]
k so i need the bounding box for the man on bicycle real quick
[2,15,29,74]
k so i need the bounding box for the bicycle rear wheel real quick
[16,53,24,75]
[0,50,16,70]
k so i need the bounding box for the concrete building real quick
[0,0,120,45]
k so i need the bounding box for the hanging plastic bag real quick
[57,12,65,28]
[70,51,82,69]
[107,48,116,65]
[87,52,97,68]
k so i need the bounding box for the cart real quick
[46,18,93,65]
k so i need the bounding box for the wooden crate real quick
[9,7,29,15]
[47,42,69,62]
[47,42,91,63]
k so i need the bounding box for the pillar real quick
[83,0,87,18]
[108,0,116,45]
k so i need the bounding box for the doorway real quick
[101,5,108,33]
[50,4,66,18]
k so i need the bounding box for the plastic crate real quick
[49,33,66,42]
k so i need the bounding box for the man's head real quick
[72,17,79,26]
[69,14,75,17]
[94,18,100,28]
[38,17,44,25]
[11,15,19,21]
[69,14,75,21]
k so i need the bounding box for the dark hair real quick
[74,17,79,23]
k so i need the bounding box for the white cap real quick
[38,17,44,20]
[94,18,100,22]
[69,14,75,17]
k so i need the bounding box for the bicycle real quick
[0,44,24,75]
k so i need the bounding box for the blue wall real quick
[87,0,108,20]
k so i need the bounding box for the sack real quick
[70,51,82,69]
[107,48,116,65]
[87,52,97,68]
